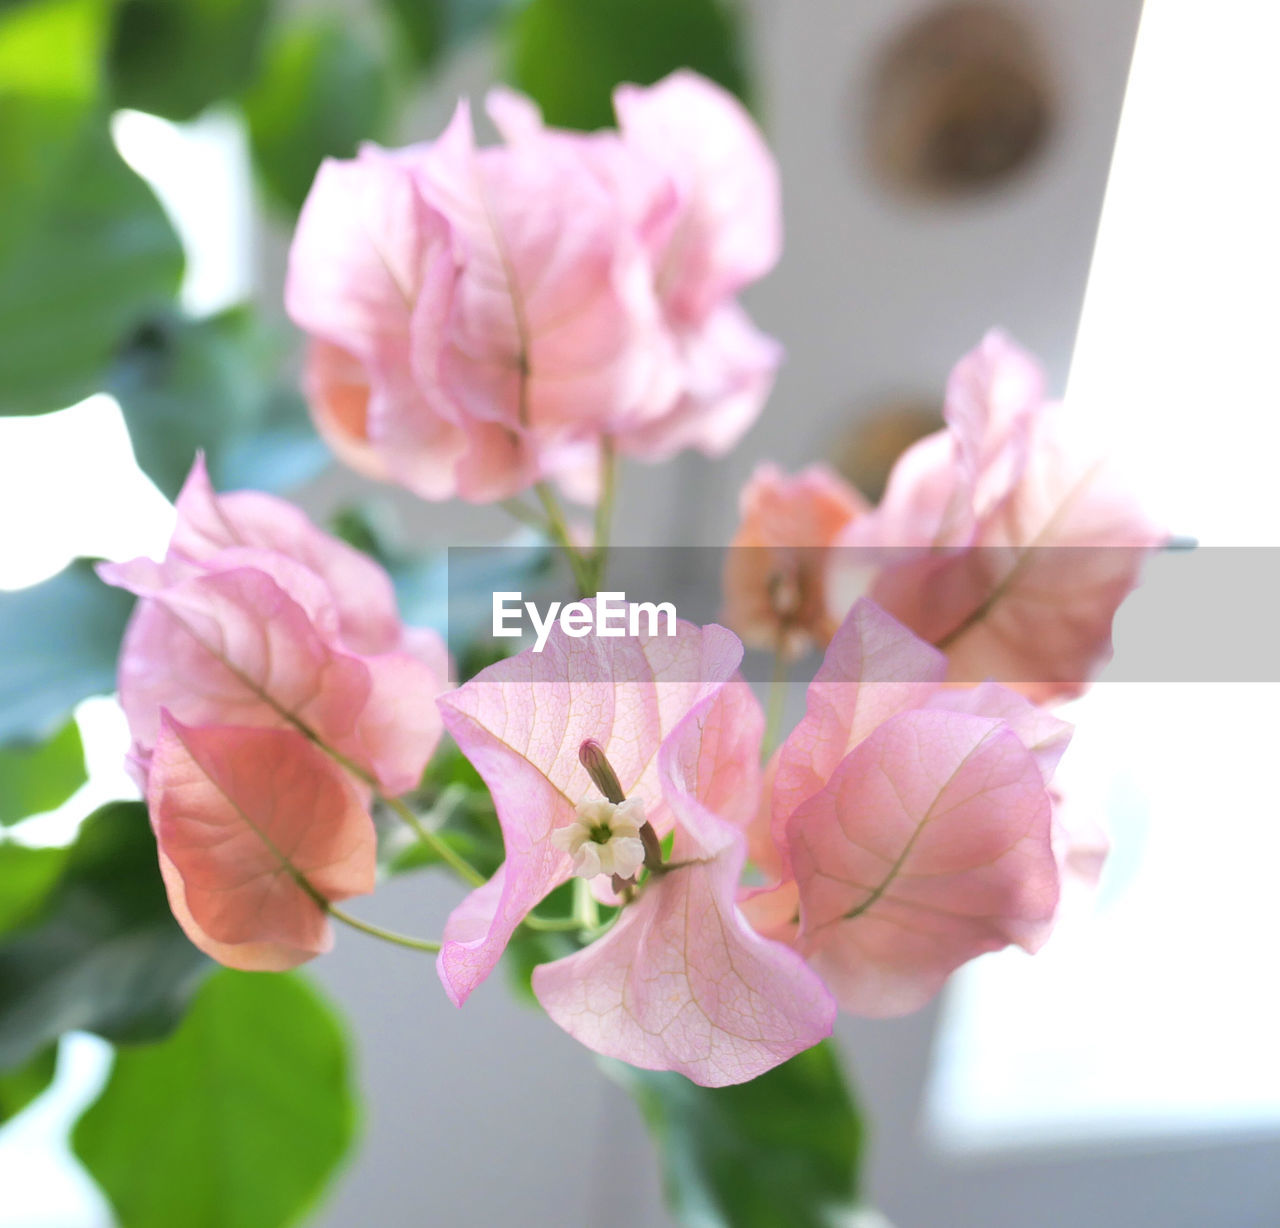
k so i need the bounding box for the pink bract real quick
[98,460,448,969]
[148,717,376,971]
[836,330,1166,701]
[437,609,835,1086]
[98,459,447,794]
[757,600,1069,1016]
[723,462,868,658]
[285,72,782,503]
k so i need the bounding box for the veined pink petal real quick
[125,453,432,661]
[620,301,781,463]
[353,652,445,796]
[924,680,1072,783]
[686,675,766,831]
[156,845,317,972]
[105,564,437,794]
[148,717,376,970]
[838,429,960,552]
[834,333,1163,701]
[286,144,473,500]
[485,87,682,259]
[534,662,833,1086]
[944,329,1045,525]
[876,406,1165,701]
[843,331,1044,554]
[788,708,1058,1016]
[770,601,947,868]
[533,848,833,1086]
[302,340,393,483]
[435,614,744,1005]
[723,461,867,657]
[416,101,669,441]
[285,145,454,366]
[614,71,781,324]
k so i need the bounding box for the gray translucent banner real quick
[445,544,1278,685]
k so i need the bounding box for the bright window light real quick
[0,395,174,592]
[0,1036,114,1228]
[111,107,253,317]
[928,0,1280,1151]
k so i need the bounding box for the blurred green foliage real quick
[0,560,135,743]
[605,1041,865,1228]
[109,0,272,121]
[0,719,86,827]
[0,802,211,1069]
[109,307,327,499]
[0,1044,58,1125]
[506,0,750,129]
[0,0,106,264]
[244,16,392,214]
[0,121,183,415]
[74,970,358,1228]
[0,843,66,938]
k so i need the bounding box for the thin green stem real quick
[383,794,486,888]
[520,913,586,933]
[763,645,790,758]
[500,498,550,533]
[591,436,616,591]
[329,906,441,953]
[573,877,601,931]
[535,479,595,595]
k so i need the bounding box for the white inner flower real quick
[552,797,648,881]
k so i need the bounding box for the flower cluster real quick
[285,71,781,503]
[101,75,1163,1089]
[99,458,449,969]
[725,330,1166,701]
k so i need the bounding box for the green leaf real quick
[108,309,328,500]
[448,0,521,45]
[0,0,106,266]
[504,0,751,131]
[108,0,273,121]
[604,1040,864,1228]
[500,880,580,1004]
[381,742,505,880]
[379,0,518,70]
[380,0,446,70]
[0,560,135,744]
[73,969,357,1228]
[0,719,87,827]
[0,123,184,416]
[0,801,211,1070]
[0,1044,58,1125]
[244,17,393,215]
[0,843,67,939]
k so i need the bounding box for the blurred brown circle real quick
[867,2,1054,198]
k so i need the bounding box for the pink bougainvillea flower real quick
[753,600,1069,1016]
[722,462,868,658]
[835,330,1166,702]
[285,144,519,501]
[148,716,376,971]
[98,458,448,794]
[97,460,447,969]
[613,70,781,327]
[285,72,781,503]
[437,609,835,1086]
